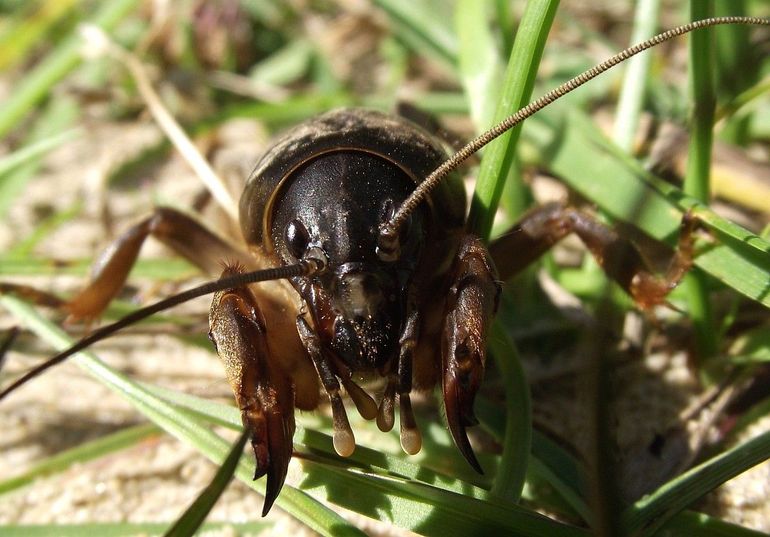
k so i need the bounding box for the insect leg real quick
[296,315,356,457]
[397,308,421,454]
[442,235,500,473]
[489,202,696,309]
[208,264,295,517]
[65,207,252,323]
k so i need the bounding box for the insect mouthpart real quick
[329,263,400,371]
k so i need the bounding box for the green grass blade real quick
[487,321,531,503]
[683,1,718,360]
[622,430,770,535]
[372,0,458,69]
[612,0,660,151]
[0,423,159,496]
[142,381,493,499]
[467,0,560,238]
[0,0,139,139]
[163,428,250,537]
[0,295,363,537]
[299,466,589,537]
[0,522,272,537]
[0,129,81,176]
[660,510,769,536]
[0,257,195,279]
[455,0,502,130]
[0,0,80,71]
[476,396,592,524]
[0,95,80,221]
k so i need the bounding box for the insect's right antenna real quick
[376,16,770,260]
[0,258,326,401]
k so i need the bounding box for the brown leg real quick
[489,202,696,309]
[208,264,295,517]
[442,235,500,473]
[65,207,251,323]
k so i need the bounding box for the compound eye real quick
[284,219,310,259]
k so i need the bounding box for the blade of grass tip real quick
[0,0,139,139]
[487,321,531,503]
[467,0,560,239]
[621,429,770,536]
[683,2,719,364]
[163,427,250,537]
[0,296,362,537]
[612,0,661,152]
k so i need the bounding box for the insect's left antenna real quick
[0,259,325,401]
[377,16,770,260]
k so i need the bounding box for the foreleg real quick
[208,264,295,516]
[442,235,500,473]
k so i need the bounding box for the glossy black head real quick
[270,150,427,371]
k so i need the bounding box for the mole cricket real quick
[1,10,769,522]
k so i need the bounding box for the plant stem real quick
[467,0,560,239]
[684,1,719,362]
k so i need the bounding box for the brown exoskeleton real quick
[1,16,768,518]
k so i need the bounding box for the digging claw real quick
[209,265,296,516]
[441,235,499,474]
[443,352,484,474]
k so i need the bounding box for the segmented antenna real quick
[0,259,325,400]
[377,16,770,260]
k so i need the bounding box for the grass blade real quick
[622,430,770,535]
[683,1,718,360]
[659,510,769,537]
[372,0,458,69]
[0,423,159,496]
[0,0,79,71]
[467,0,560,238]
[163,428,250,537]
[487,321,531,503]
[0,295,364,537]
[0,129,81,177]
[612,0,661,151]
[0,0,139,139]
[0,522,272,537]
[455,0,503,130]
